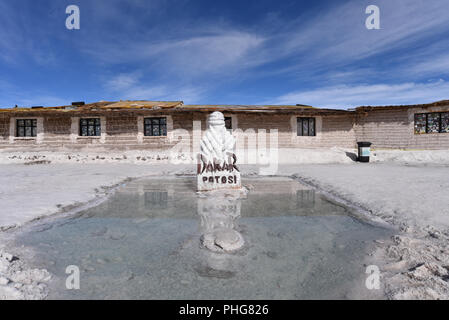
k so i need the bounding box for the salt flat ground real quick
[282,163,449,230]
[0,162,448,231]
[0,164,186,230]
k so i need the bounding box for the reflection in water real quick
[144,191,168,209]
[297,190,315,209]
[12,177,393,300]
[197,191,245,252]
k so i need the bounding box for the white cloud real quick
[83,31,265,79]
[275,2,439,63]
[268,80,449,108]
[143,32,265,75]
[103,72,205,103]
[104,72,142,91]
[411,53,449,76]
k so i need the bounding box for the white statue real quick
[200,111,235,163]
[197,111,241,191]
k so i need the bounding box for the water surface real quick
[13,177,393,299]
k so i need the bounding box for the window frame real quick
[414,112,449,134]
[297,117,316,137]
[16,119,37,137]
[79,118,101,137]
[144,117,167,137]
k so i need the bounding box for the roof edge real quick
[355,99,449,111]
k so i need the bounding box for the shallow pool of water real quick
[13,177,393,299]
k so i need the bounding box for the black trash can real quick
[357,142,372,162]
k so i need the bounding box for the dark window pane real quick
[18,127,24,137]
[88,126,95,136]
[441,113,449,133]
[81,119,87,126]
[160,118,167,136]
[427,113,440,133]
[152,125,160,136]
[414,114,426,134]
[25,126,31,137]
[297,119,303,136]
[81,126,88,136]
[303,119,309,136]
[32,119,37,127]
[25,120,31,127]
[95,125,101,136]
[31,127,37,137]
[17,120,24,127]
[309,118,315,136]
[225,117,232,130]
[152,118,160,125]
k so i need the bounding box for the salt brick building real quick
[0,99,448,151]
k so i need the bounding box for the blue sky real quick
[1,0,449,109]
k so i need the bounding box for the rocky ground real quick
[380,230,449,299]
[0,248,50,300]
[0,155,448,299]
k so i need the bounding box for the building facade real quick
[1,100,448,151]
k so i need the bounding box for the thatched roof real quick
[1,99,447,115]
[0,100,350,115]
[355,100,449,112]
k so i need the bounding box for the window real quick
[427,113,440,133]
[224,117,232,130]
[442,113,449,133]
[297,117,316,136]
[16,119,37,137]
[414,112,449,134]
[414,113,426,134]
[80,118,101,136]
[144,117,167,136]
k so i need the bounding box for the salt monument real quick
[196,111,244,252]
[197,111,241,192]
